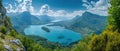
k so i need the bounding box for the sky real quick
[2,0,110,19]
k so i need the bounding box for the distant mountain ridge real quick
[9,12,42,33]
[36,15,55,23]
[8,11,55,34]
[8,11,107,36]
[52,12,107,36]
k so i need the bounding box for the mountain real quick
[0,2,26,50]
[8,12,42,33]
[8,12,55,34]
[37,15,55,23]
[52,12,107,36]
[0,2,63,51]
[10,11,42,25]
[7,11,107,36]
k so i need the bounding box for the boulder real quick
[9,39,21,45]
[9,39,26,51]
[4,44,13,51]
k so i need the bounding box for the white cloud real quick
[31,4,85,19]
[91,1,96,6]
[39,4,50,15]
[6,0,33,13]
[6,0,109,20]
[82,3,92,9]
[15,0,22,3]
[82,0,88,2]
[6,4,14,13]
[82,0,109,16]
[96,0,107,7]
[6,0,84,19]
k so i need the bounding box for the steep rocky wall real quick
[0,0,26,51]
[0,0,6,24]
[0,0,12,34]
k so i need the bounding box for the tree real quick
[85,0,120,50]
[0,26,7,34]
[108,0,120,32]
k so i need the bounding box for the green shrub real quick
[0,45,5,51]
[89,30,120,51]
[0,26,7,34]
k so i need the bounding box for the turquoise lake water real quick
[24,25,82,46]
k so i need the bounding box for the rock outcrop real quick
[0,0,6,24]
[0,0,26,51]
[0,0,12,34]
[9,39,26,51]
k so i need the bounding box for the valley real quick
[6,11,107,46]
[1,0,120,51]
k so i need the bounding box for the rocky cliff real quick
[0,0,25,51]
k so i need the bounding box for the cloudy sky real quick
[2,0,109,18]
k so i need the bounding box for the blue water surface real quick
[24,25,82,46]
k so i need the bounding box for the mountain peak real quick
[82,11,95,16]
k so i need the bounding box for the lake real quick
[24,25,82,46]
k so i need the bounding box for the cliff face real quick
[0,0,12,33]
[0,0,6,25]
[0,1,25,51]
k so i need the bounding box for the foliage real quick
[9,30,48,51]
[0,26,7,34]
[71,42,90,51]
[87,0,120,51]
[108,0,120,32]
[89,30,120,51]
[0,45,5,51]
[71,34,94,51]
